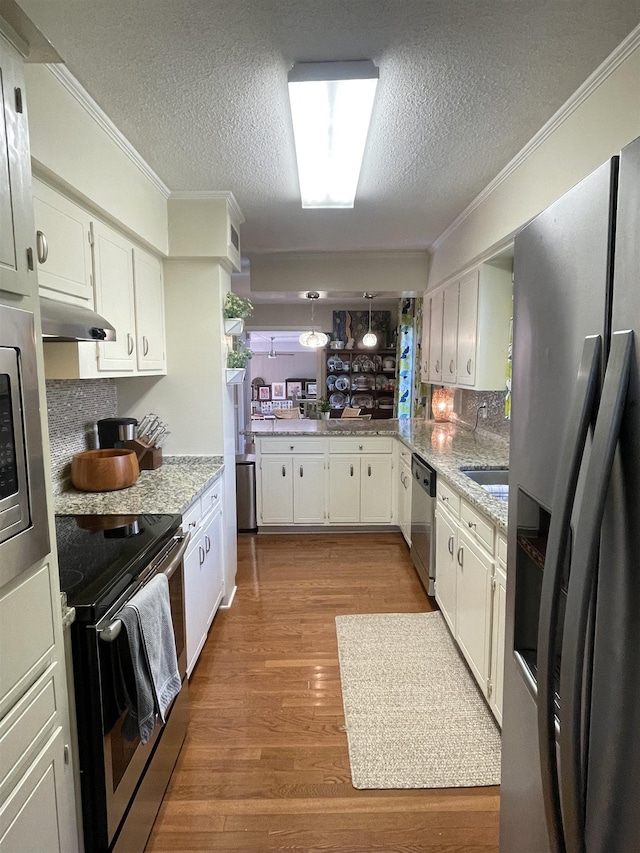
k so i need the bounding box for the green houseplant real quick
[226,344,252,369]
[223,293,253,336]
[319,397,331,420]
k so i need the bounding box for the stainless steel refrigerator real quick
[501,134,640,853]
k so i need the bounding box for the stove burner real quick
[59,568,84,591]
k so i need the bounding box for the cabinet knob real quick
[290,445,294,450]
[36,230,49,264]
[468,520,477,530]
[359,444,363,450]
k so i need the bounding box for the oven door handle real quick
[99,530,191,643]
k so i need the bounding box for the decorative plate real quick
[327,356,343,372]
[351,393,374,408]
[329,391,347,408]
[335,375,350,391]
[377,396,394,409]
[352,375,375,391]
[326,375,336,390]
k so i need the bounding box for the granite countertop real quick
[246,419,509,531]
[54,455,224,516]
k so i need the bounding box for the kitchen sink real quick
[461,468,509,485]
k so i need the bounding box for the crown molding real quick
[46,64,171,199]
[169,190,245,224]
[430,23,640,253]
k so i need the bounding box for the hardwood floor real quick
[146,532,500,852]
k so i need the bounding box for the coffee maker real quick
[97,417,138,449]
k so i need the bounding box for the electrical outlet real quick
[481,403,488,419]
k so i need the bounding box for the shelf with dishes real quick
[324,349,396,418]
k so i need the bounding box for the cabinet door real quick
[93,221,136,372]
[428,292,444,383]
[455,529,493,693]
[133,248,166,372]
[489,563,507,725]
[435,509,457,634]
[293,457,325,524]
[260,457,294,524]
[0,49,32,298]
[456,269,479,387]
[184,530,207,676]
[0,727,78,853]
[32,180,93,306]
[399,463,412,545]
[360,456,393,523]
[442,282,459,384]
[202,507,224,629]
[329,457,360,523]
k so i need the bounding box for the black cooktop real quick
[55,513,181,619]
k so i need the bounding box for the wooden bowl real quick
[70,449,140,492]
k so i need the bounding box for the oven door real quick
[89,531,189,849]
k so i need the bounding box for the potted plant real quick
[226,344,252,383]
[223,293,253,335]
[319,398,331,420]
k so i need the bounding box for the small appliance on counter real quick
[97,417,138,449]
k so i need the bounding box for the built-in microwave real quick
[0,304,49,587]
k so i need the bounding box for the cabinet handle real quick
[449,359,455,374]
[205,534,211,553]
[36,230,48,264]
[467,358,472,374]
[290,445,294,450]
[448,535,454,556]
[350,465,354,477]
[400,471,405,486]
[368,464,372,477]
[282,465,286,477]
[199,545,205,565]
[457,546,464,567]
[441,495,449,504]
[435,359,440,373]
[300,465,303,478]
[359,444,363,450]
[143,335,149,356]
[468,520,477,530]
[127,333,134,355]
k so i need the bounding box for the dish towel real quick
[118,573,181,744]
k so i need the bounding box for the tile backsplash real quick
[450,388,511,440]
[46,379,118,490]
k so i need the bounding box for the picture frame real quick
[271,381,286,400]
[305,382,317,397]
[258,385,271,400]
[286,380,304,399]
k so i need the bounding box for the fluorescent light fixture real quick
[288,60,379,208]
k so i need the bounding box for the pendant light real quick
[362,293,377,347]
[299,292,329,348]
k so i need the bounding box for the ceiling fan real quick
[253,334,295,357]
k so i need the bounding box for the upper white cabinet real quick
[0,47,34,298]
[40,190,167,380]
[133,248,165,372]
[428,260,512,390]
[32,178,93,306]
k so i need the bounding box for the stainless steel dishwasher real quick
[409,453,437,595]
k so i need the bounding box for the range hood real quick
[40,297,116,342]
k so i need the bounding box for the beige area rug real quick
[335,611,501,789]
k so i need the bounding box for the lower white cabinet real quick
[0,726,77,853]
[434,479,506,722]
[398,459,412,545]
[328,455,393,523]
[183,477,224,676]
[260,456,325,524]
[434,508,457,634]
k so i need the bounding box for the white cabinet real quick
[32,178,93,306]
[328,438,394,525]
[93,220,137,373]
[360,456,393,523]
[489,535,508,724]
[328,457,361,523]
[427,261,512,390]
[0,46,33,298]
[398,446,412,546]
[183,477,225,676]
[455,527,493,690]
[133,247,166,372]
[260,455,326,525]
[434,507,457,634]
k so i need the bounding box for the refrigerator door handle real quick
[537,334,602,853]
[559,329,634,853]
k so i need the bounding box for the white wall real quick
[429,30,640,287]
[247,300,399,334]
[250,352,317,387]
[24,64,169,254]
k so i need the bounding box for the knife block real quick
[124,439,163,469]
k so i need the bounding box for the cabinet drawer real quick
[437,479,460,517]
[0,665,57,799]
[200,476,223,518]
[329,437,393,454]
[497,533,508,568]
[461,500,494,553]
[398,442,412,466]
[260,438,325,454]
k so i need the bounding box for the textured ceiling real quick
[18,0,640,255]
